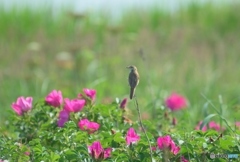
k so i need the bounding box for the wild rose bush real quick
[0,90,240,161]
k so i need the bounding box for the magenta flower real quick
[11,96,33,116]
[157,135,180,155]
[64,98,85,113]
[83,88,96,101]
[165,93,187,111]
[45,90,63,107]
[125,127,140,145]
[88,141,112,160]
[181,156,189,162]
[57,109,70,127]
[103,148,112,159]
[120,98,128,109]
[157,135,171,149]
[195,121,224,132]
[78,119,100,134]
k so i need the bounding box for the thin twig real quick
[134,97,154,162]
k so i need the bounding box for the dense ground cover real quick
[0,2,240,161]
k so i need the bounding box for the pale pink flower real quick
[83,88,96,101]
[88,141,112,159]
[125,127,140,145]
[25,152,30,156]
[195,121,207,131]
[78,119,100,134]
[45,90,63,107]
[11,96,33,115]
[235,122,240,129]
[195,121,224,132]
[64,98,85,113]
[120,98,128,109]
[165,93,187,111]
[57,109,70,127]
[157,135,180,155]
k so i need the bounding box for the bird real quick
[127,65,140,99]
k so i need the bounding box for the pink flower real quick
[25,152,30,156]
[11,96,33,115]
[45,90,63,107]
[195,121,207,131]
[78,119,100,134]
[235,122,240,129]
[195,121,224,132]
[120,98,128,109]
[157,135,171,149]
[181,156,189,162]
[88,141,112,159]
[151,146,157,151]
[157,135,180,155]
[83,88,96,101]
[63,98,85,113]
[57,109,70,127]
[209,121,222,131]
[103,148,112,159]
[171,143,180,155]
[165,93,187,111]
[125,127,140,145]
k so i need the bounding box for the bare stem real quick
[134,97,153,162]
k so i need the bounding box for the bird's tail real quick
[130,87,135,99]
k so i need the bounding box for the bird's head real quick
[126,65,137,71]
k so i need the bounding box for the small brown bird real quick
[127,65,140,99]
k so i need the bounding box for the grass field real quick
[0,2,240,131]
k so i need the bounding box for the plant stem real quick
[134,97,154,162]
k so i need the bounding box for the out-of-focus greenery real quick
[0,2,240,129]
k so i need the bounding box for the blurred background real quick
[0,0,240,128]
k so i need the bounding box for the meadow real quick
[0,2,240,161]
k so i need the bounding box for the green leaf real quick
[204,129,219,137]
[113,132,125,143]
[200,114,217,130]
[202,142,208,149]
[75,132,88,142]
[50,152,60,161]
[219,136,235,151]
[64,150,78,160]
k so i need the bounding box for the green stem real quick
[134,97,154,162]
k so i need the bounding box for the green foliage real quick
[1,92,240,161]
